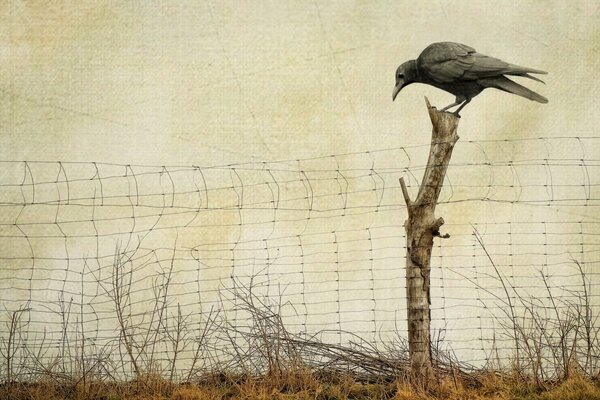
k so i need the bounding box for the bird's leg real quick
[440,97,464,112]
[453,98,471,116]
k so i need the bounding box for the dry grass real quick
[1,371,599,400]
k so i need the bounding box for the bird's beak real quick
[392,81,404,101]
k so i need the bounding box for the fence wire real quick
[0,136,599,381]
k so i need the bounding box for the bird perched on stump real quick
[392,42,548,116]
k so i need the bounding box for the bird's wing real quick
[461,53,511,79]
[418,42,547,83]
[417,42,477,83]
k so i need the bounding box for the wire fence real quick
[0,136,599,381]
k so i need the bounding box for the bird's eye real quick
[397,74,404,79]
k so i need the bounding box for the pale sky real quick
[1,1,599,165]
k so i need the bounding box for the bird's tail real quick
[482,76,548,103]
[504,64,547,83]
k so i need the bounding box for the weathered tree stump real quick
[400,98,460,383]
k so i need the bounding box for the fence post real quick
[399,97,460,383]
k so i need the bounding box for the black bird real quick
[392,42,548,115]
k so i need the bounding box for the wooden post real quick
[400,97,460,382]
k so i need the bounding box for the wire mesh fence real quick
[0,136,598,381]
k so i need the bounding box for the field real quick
[2,369,600,399]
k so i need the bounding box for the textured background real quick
[1,1,599,165]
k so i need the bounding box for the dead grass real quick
[1,372,599,400]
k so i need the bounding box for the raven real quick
[393,42,548,115]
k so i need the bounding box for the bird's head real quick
[393,60,418,101]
